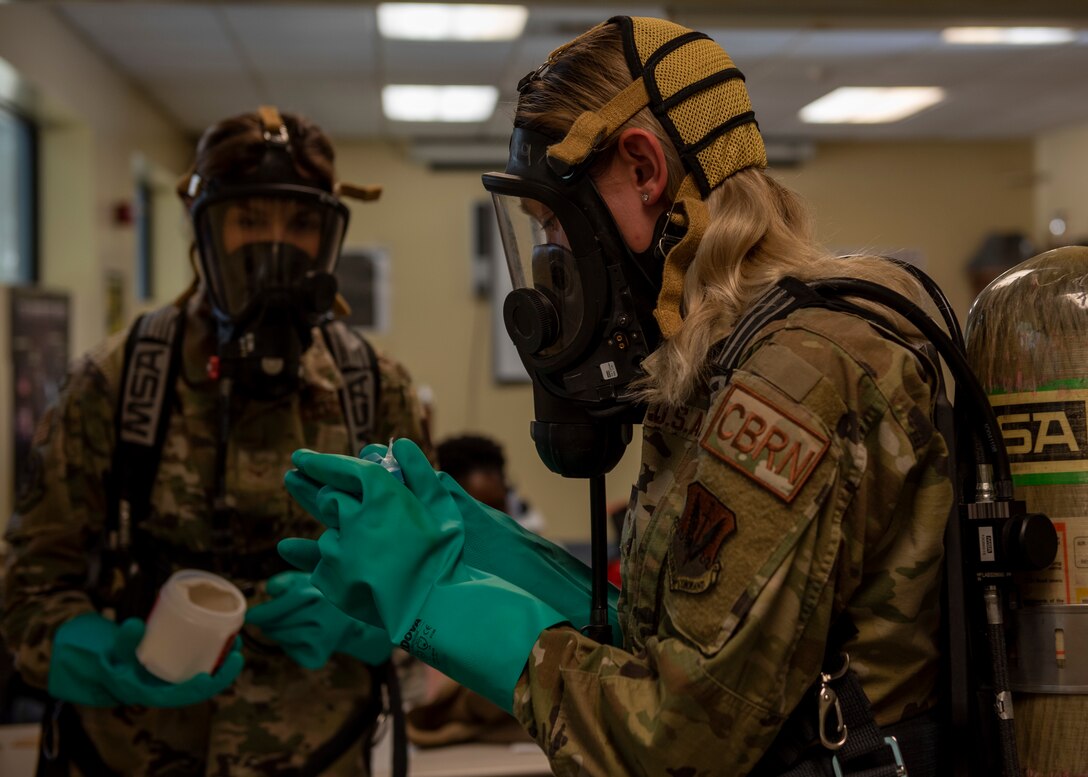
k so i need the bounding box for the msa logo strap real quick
[110,305,184,556]
[119,308,178,447]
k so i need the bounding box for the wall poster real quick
[11,288,70,509]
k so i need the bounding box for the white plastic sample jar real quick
[136,569,246,684]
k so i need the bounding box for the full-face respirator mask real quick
[187,107,362,399]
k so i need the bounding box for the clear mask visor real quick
[195,192,347,318]
[491,192,585,357]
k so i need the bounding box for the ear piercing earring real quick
[640,192,650,202]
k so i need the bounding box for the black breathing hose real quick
[810,278,1012,496]
[585,475,614,645]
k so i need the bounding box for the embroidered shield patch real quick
[700,383,829,503]
[668,482,736,592]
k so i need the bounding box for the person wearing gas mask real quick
[1,107,429,776]
[279,17,955,777]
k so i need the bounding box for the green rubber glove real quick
[47,612,244,708]
[282,440,620,645]
[246,571,392,669]
[281,443,568,712]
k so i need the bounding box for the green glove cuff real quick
[400,573,567,713]
[440,474,621,644]
[339,622,394,666]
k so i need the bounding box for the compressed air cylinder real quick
[965,245,1088,777]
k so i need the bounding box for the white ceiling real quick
[53,2,1088,162]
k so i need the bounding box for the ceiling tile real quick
[788,28,942,58]
[263,76,383,137]
[381,40,517,85]
[44,3,1088,147]
[220,5,378,75]
[144,75,264,134]
[702,28,806,61]
[59,3,240,77]
[525,6,664,37]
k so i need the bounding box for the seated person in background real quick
[436,434,546,533]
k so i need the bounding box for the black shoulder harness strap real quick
[58,307,187,777]
[108,311,383,548]
[708,274,938,388]
[107,304,186,554]
[708,276,826,380]
[320,318,382,454]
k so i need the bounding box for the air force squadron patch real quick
[700,383,829,503]
[669,482,736,591]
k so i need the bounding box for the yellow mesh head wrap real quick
[544,17,768,338]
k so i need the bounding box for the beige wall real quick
[1035,122,1088,248]
[0,5,192,352]
[779,140,1035,319]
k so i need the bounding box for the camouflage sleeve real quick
[1,347,119,688]
[512,323,938,777]
[373,349,433,460]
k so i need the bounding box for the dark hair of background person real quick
[435,434,506,485]
[435,434,509,513]
[174,110,336,202]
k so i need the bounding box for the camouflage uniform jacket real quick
[513,306,953,776]
[1,299,428,776]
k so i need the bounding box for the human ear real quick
[613,128,668,206]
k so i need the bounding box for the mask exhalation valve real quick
[504,288,559,355]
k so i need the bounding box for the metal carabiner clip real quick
[818,684,848,750]
[817,653,850,751]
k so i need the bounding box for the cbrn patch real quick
[700,383,829,503]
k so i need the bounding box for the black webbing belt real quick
[37,701,120,777]
[767,662,924,777]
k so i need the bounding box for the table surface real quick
[371,733,552,777]
[0,722,556,777]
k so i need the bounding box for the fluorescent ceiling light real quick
[382,85,499,122]
[378,3,528,41]
[942,27,1076,45]
[800,87,945,124]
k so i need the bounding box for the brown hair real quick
[516,24,685,198]
[516,22,927,407]
[175,110,336,203]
